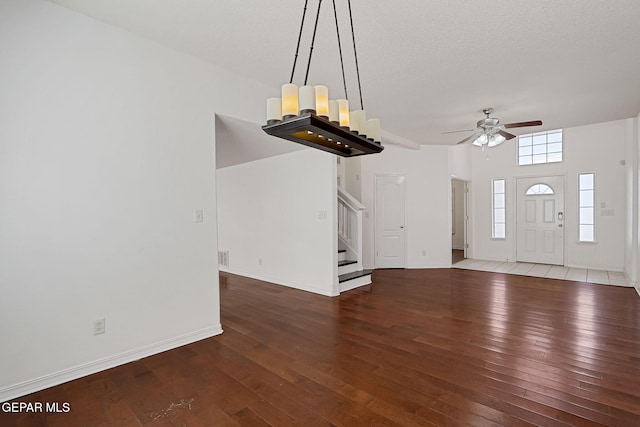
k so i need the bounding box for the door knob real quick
[558,224,563,228]
[400,225,404,228]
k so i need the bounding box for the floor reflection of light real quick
[488,282,508,334]
[571,287,598,359]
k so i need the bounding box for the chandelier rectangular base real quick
[262,113,384,157]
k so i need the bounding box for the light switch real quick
[194,209,204,223]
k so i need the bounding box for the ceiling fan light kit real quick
[262,0,384,157]
[450,107,542,149]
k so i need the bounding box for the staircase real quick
[337,189,372,292]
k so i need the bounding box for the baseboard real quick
[222,269,338,297]
[0,325,223,403]
[407,264,452,269]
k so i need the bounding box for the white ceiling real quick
[50,0,640,146]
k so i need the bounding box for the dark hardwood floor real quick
[3,269,640,426]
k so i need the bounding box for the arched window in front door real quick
[525,183,554,195]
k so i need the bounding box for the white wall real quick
[217,149,337,296]
[637,113,640,295]
[624,116,638,286]
[470,119,630,271]
[0,0,275,401]
[449,144,472,181]
[361,144,451,269]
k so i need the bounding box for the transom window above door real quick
[525,184,554,195]
[518,130,563,166]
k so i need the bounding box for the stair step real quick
[338,259,357,267]
[338,269,373,283]
[338,249,346,254]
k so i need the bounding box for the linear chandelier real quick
[262,0,383,157]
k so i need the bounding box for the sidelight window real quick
[492,179,506,239]
[578,173,595,242]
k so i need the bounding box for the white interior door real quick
[375,175,406,268]
[516,176,564,265]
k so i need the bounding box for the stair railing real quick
[337,189,365,271]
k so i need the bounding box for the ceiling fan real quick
[445,108,542,148]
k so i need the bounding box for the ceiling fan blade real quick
[456,133,479,145]
[503,120,542,129]
[498,130,517,140]
[442,128,476,134]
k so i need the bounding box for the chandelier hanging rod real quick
[289,0,309,84]
[346,0,364,110]
[289,0,362,107]
[332,0,348,100]
[303,0,324,85]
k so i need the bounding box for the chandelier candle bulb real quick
[298,85,316,114]
[328,100,339,122]
[281,83,299,118]
[266,98,282,124]
[350,110,366,134]
[337,99,350,128]
[367,118,381,142]
[315,85,329,118]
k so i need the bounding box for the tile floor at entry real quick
[453,258,630,287]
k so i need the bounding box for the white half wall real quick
[217,149,338,297]
[470,119,630,271]
[361,145,451,269]
[0,0,276,401]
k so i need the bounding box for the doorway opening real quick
[451,178,468,265]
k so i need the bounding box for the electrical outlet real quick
[93,318,105,335]
[258,258,262,265]
[318,210,328,220]
[422,250,426,256]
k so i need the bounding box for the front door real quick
[516,176,564,265]
[375,175,406,268]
